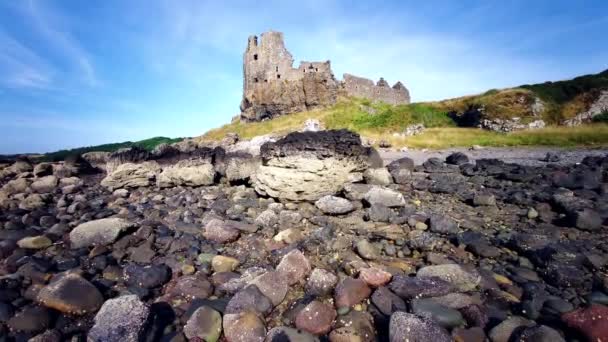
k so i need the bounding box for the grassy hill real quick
[201,69,608,149]
[43,136,185,162]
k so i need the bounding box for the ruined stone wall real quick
[342,74,411,105]
[240,31,410,122]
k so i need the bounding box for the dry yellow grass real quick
[386,125,608,149]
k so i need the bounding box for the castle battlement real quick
[240,31,410,122]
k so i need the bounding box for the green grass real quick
[43,136,185,162]
[521,69,608,104]
[201,96,608,149]
[202,98,455,143]
[400,125,608,149]
[323,101,454,131]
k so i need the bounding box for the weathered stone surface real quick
[429,214,459,234]
[225,285,273,316]
[517,325,565,342]
[330,311,376,342]
[363,167,392,185]
[363,186,405,207]
[359,267,392,287]
[31,175,58,193]
[276,249,311,285]
[168,274,213,300]
[100,161,160,189]
[306,268,339,296]
[37,273,104,315]
[315,195,354,215]
[124,264,171,289]
[157,159,215,187]
[417,264,481,292]
[19,193,51,210]
[562,304,608,342]
[88,295,150,342]
[223,311,266,342]
[386,157,415,184]
[105,147,150,172]
[295,300,337,335]
[69,218,134,249]
[389,312,452,342]
[212,255,240,273]
[203,219,241,243]
[184,306,223,342]
[225,153,260,183]
[266,326,319,342]
[389,275,455,299]
[250,271,288,306]
[7,306,52,333]
[410,298,465,329]
[253,130,372,201]
[355,240,380,260]
[335,277,371,308]
[488,316,534,342]
[371,286,407,316]
[17,235,52,249]
[1,177,30,195]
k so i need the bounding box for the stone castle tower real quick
[240,31,410,122]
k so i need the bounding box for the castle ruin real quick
[240,31,410,122]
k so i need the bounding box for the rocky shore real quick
[1,129,607,341]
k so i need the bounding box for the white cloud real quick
[3,0,100,88]
[0,29,55,90]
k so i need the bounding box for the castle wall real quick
[342,74,411,105]
[240,31,410,121]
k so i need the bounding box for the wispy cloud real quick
[22,0,99,87]
[0,29,55,90]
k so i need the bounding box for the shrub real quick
[592,111,608,123]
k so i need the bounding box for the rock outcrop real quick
[253,130,376,201]
[565,89,608,126]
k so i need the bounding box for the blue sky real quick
[1,0,607,154]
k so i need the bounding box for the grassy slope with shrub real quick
[202,96,608,149]
[43,136,185,162]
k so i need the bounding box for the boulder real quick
[223,311,266,342]
[33,163,53,177]
[364,167,392,185]
[363,186,405,207]
[1,178,31,195]
[276,249,311,285]
[224,152,260,183]
[105,147,150,172]
[315,195,354,215]
[101,161,160,189]
[30,175,58,193]
[253,130,373,201]
[69,217,135,249]
[59,154,97,176]
[157,159,215,187]
[417,264,481,292]
[183,306,222,342]
[88,295,150,342]
[295,300,336,335]
[387,157,414,184]
[562,304,608,342]
[37,273,104,315]
[389,312,452,342]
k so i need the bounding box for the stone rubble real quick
[0,129,607,341]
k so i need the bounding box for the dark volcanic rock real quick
[124,264,171,289]
[260,129,372,162]
[389,275,455,299]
